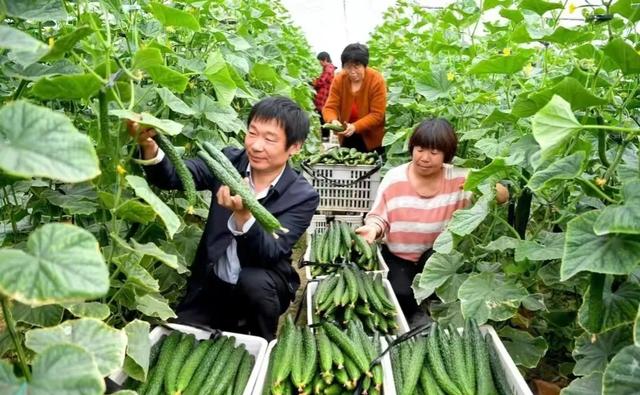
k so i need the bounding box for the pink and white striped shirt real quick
[366,163,472,262]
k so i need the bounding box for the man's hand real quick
[217,179,253,229]
[127,120,158,159]
[355,224,378,244]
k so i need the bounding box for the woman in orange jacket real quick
[322,43,387,153]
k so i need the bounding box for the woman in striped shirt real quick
[356,118,509,321]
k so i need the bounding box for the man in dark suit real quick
[128,96,319,340]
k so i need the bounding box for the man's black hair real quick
[340,43,369,67]
[248,96,309,148]
[317,52,332,62]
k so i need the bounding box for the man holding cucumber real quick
[128,96,319,340]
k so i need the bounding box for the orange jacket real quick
[322,68,387,151]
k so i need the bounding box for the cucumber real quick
[300,326,318,388]
[164,333,196,395]
[427,324,463,395]
[322,322,370,377]
[401,336,427,395]
[198,337,237,394]
[210,344,247,395]
[197,147,287,237]
[316,328,334,383]
[342,267,358,307]
[463,319,476,395]
[290,326,305,390]
[330,340,344,369]
[449,326,472,395]
[183,336,228,395]
[232,350,254,395]
[155,133,197,211]
[420,365,445,395]
[471,321,497,395]
[144,331,182,395]
[271,316,297,386]
[175,339,213,394]
[486,333,510,395]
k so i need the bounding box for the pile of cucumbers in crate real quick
[135,330,254,395]
[306,147,379,165]
[391,320,510,395]
[264,317,384,395]
[309,220,379,276]
[312,268,399,335]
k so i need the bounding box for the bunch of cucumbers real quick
[135,331,254,395]
[308,220,378,276]
[263,316,384,395]
[390,320,511,395]
[312,268,399,335]
[306,147,379,166]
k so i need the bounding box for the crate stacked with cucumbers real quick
[310,267,402,335]
[390,320,520,395]
[307,218,380,277]
[259,316,390,395]
[133,330,255,395]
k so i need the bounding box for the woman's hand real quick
[337,123,356,137]
[355,224,378,244]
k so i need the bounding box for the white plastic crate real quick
[253,337,395,395]
[108,323,268,395]
[386,325,533,395]
[306,278,410,335]
[302,163,381,213]
[302,214,389,280]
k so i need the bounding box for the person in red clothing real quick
[312,51,336,141]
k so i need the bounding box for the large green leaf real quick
[432,229,454,254]
[594,181,640,235]
[414,67,452,100]
[579,280,640,334]
[3,0,67,21]
[0,101,100,182]
[41,189,98,215]
[12,302,64,327]
[532,95,583,159]
[603,38,640,75]
[413,251,464,303]
[149,2,200,31]
[112,252,159,293]
[146,64,189,93]
[560,372,603,395]
[542,27,595,44]
[0,25,48,67]
[122,320,151,382]
[468,52,532,74]
[0,344,104,394]
[64,302,111,320]
[562,211,640,281]
[447,193,491,236]
[155,87,196,115]
[25,318,127,376]
[135,293,176,320]
[465,157,515,190]
[610,0,640,22]
[515,232,565,262]
[457,272,528,324]
[602,345,640,395]
[131,239,188,274]
[498,327,548,368]
[109,109,183,136]
[132,47,163,70]
[126,176,181,238]
[115,200,157,224]
[528,151,586,192]
[31,73,102,99]
[42,26,94,61]
[0,223,108,305]
[572,325,633,375]
[520,0,563,15]
[205,52,237,105]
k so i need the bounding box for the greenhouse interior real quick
[0,0,639,394]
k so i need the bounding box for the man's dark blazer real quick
[142,146,319,306]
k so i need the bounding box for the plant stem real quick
[12,80,28,100]
[493,212,522,239]
[576,178,618,204]
[1,297,31,380]
[603,139,630,181]
[582,124,640,134]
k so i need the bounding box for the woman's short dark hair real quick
[248,96,309,148]
[408,118,458,163]
[317,52,331,62]
[341,43,369,67]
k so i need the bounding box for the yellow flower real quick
[165,26,176,34]
[568,3,577,14]
[116,164,127,175]
[187,205,195,215]
[595,178,606,187]
[447,71,455,81]
[48,37,55,48]
[502,48,511,56]
[523,63,533,77]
